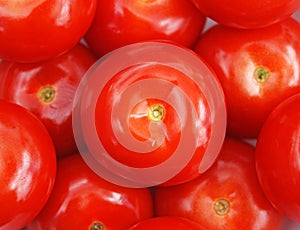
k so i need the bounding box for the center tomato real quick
[95,63,211,169]
[72,41,227,188]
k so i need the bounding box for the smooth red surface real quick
[85,0,206,57]
[0,44,97,157]
[194,18,300,138]
[0,100,57,230]
[0,0,97,63]
[95,63,211,170]
[26,154,154,230]
[154,138,284,230]
[255,93,300,222]
[192,0,300,28]
[73,41,226,188]
[129,216,205,230]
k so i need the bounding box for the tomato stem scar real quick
[147,104,165,122]
[89,221,105,230]
[254,66,269,83]
[38,85,56,104]
[213,198,230,216]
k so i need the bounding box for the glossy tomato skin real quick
[0,43,97,157]
[129,216,205,230]
[0,100,57,230]
[192,0,300,28]
[154,138,284,230]
[94,62,212,186]
[0,0,97,63]
[255,93,300,222]
[84,0,206,57]
[194,18,300,138]
[73,41,227,188]
[26,153,154,230]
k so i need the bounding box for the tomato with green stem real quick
[194,18,300,138]
[0,43,97,157]
[26,154,154,230]
[154,138,284,230]
[72,41,227,188]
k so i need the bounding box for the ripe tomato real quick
[194,18,300,138]
[191,0,300,28]
[84,0,206,57]
[129,217,205,230]
[26,153,154,230]
[0,100,56,230]
[0,0,97,63]
[154,138,284,230]
[0,43,97,157]
[72,41,226,187]
[255,93,300,222]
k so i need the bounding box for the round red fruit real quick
[0,100,56,230]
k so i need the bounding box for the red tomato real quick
[26,153,154,230]
[72,41,226,187]
[0,0,97,63]
[0,100,56,230]
[129,216,205,230]
[191,0,300,28]
[154,138,284,230]
[255,93,300,222]
[194,18,300,138]
[0,43,97,157]
[84,0,206,57]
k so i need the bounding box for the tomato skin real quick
[84,0,206,57]
[0,0,97,63]
[194,18,300,138]
[192,0,300,28]
[129,216,206,230]
[154,138,284,230]
[0,43,97,157]
[255,93,300,222]
[0,100,57,230]
[26,153,154,230]
[73,41,227,188]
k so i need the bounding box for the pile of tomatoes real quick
[0,1,300,230]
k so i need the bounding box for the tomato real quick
[0,100,56,230]
[191,0,300,29]
[0,43,97,157]
[72,41,226,187]
[129,216,205,230]
[26,153,153,230]
[0,0,97,63]
[84,0,206,57]
[255,93,300,222]
[154,138,284,230]
[194,18,300,138]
